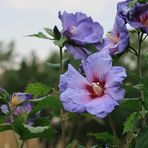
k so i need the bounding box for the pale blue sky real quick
[0,0,121,60]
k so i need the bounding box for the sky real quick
[0,0,121,60]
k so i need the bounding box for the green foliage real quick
[54,35,67,48]
[13,116,56,140]
[67,141,85,148]
[53,26,61,40]
[138,0,148,3]
[25,83,50,97]
[84,44,97,53]
[44,28,54,37]
[47,58,70,70]
[28,32,51,40]
[0,88,9,104]
[0,115,5,124]
[125,83,144,91]
[135,128,148,148]
[0,124,11,132]
[123,112,139,134]
[29,96,61,117]
[127,0,147,8]
[143,80,148,110]
[120,98,142,111]
[128,0,137,7]
[87,132,114,143]
[23,124,49,134]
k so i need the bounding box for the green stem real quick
[129,46,138,56]
[21,141,25,148]
[137,32,146,127]
[59,46,65,148]
[9,106,20,148]
[108,114,119,148]
[60,47,64,74]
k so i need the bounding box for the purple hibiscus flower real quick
[117,0,131,20]
[100,16,129,55]
[59,11,104,60]
[1,92,32,115]
[59,52,127,118]
[117,0,148,34]
[128,2,148,34]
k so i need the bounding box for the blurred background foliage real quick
[0,31,147,147]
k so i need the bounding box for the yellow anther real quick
[11,95,20,107]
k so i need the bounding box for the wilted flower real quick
[59,11,103,59]
[1,92,32,115]
[117,0,148,34]
[59,52,127,118]
[100,16,129,55]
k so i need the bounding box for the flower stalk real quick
[59,46,66,148]
[108,114,119,148]
[9,106,20,148]
[137,32,146,127]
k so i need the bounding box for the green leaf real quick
[135,128,148,148]
[132,84,144,90]
[112,52,125,65]
[0,115,5,124]
[62,58,70,69]
[66,141,85,148]
[120,98,142,111]
[123,112,139,134]
[128,0,137,7]
[23,124,49,134]
[34,117,50,126]
[87,132,114,143]
[44,28,54,37]
[53,26,61,40]
[144,91,148,110]
[13,116,56,140]
[47,63,60,70]
[125,83,144,91]
[84,44,97,53]
[0,124,11,132]
[0,88,9,104]
[138,0,148,3]
[27,32,51,39]
[25,82,50,97]
[143,80,148,110]
[54,36,67,48]
[29,96,61,117]
[47,58,70,70]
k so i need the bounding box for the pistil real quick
[92,82,104,96]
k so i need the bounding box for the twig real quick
[108,114,119,148]
[129,46,138,56]
[59,46,66,148]
[137,32,146,127]
[142,34,148,42]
